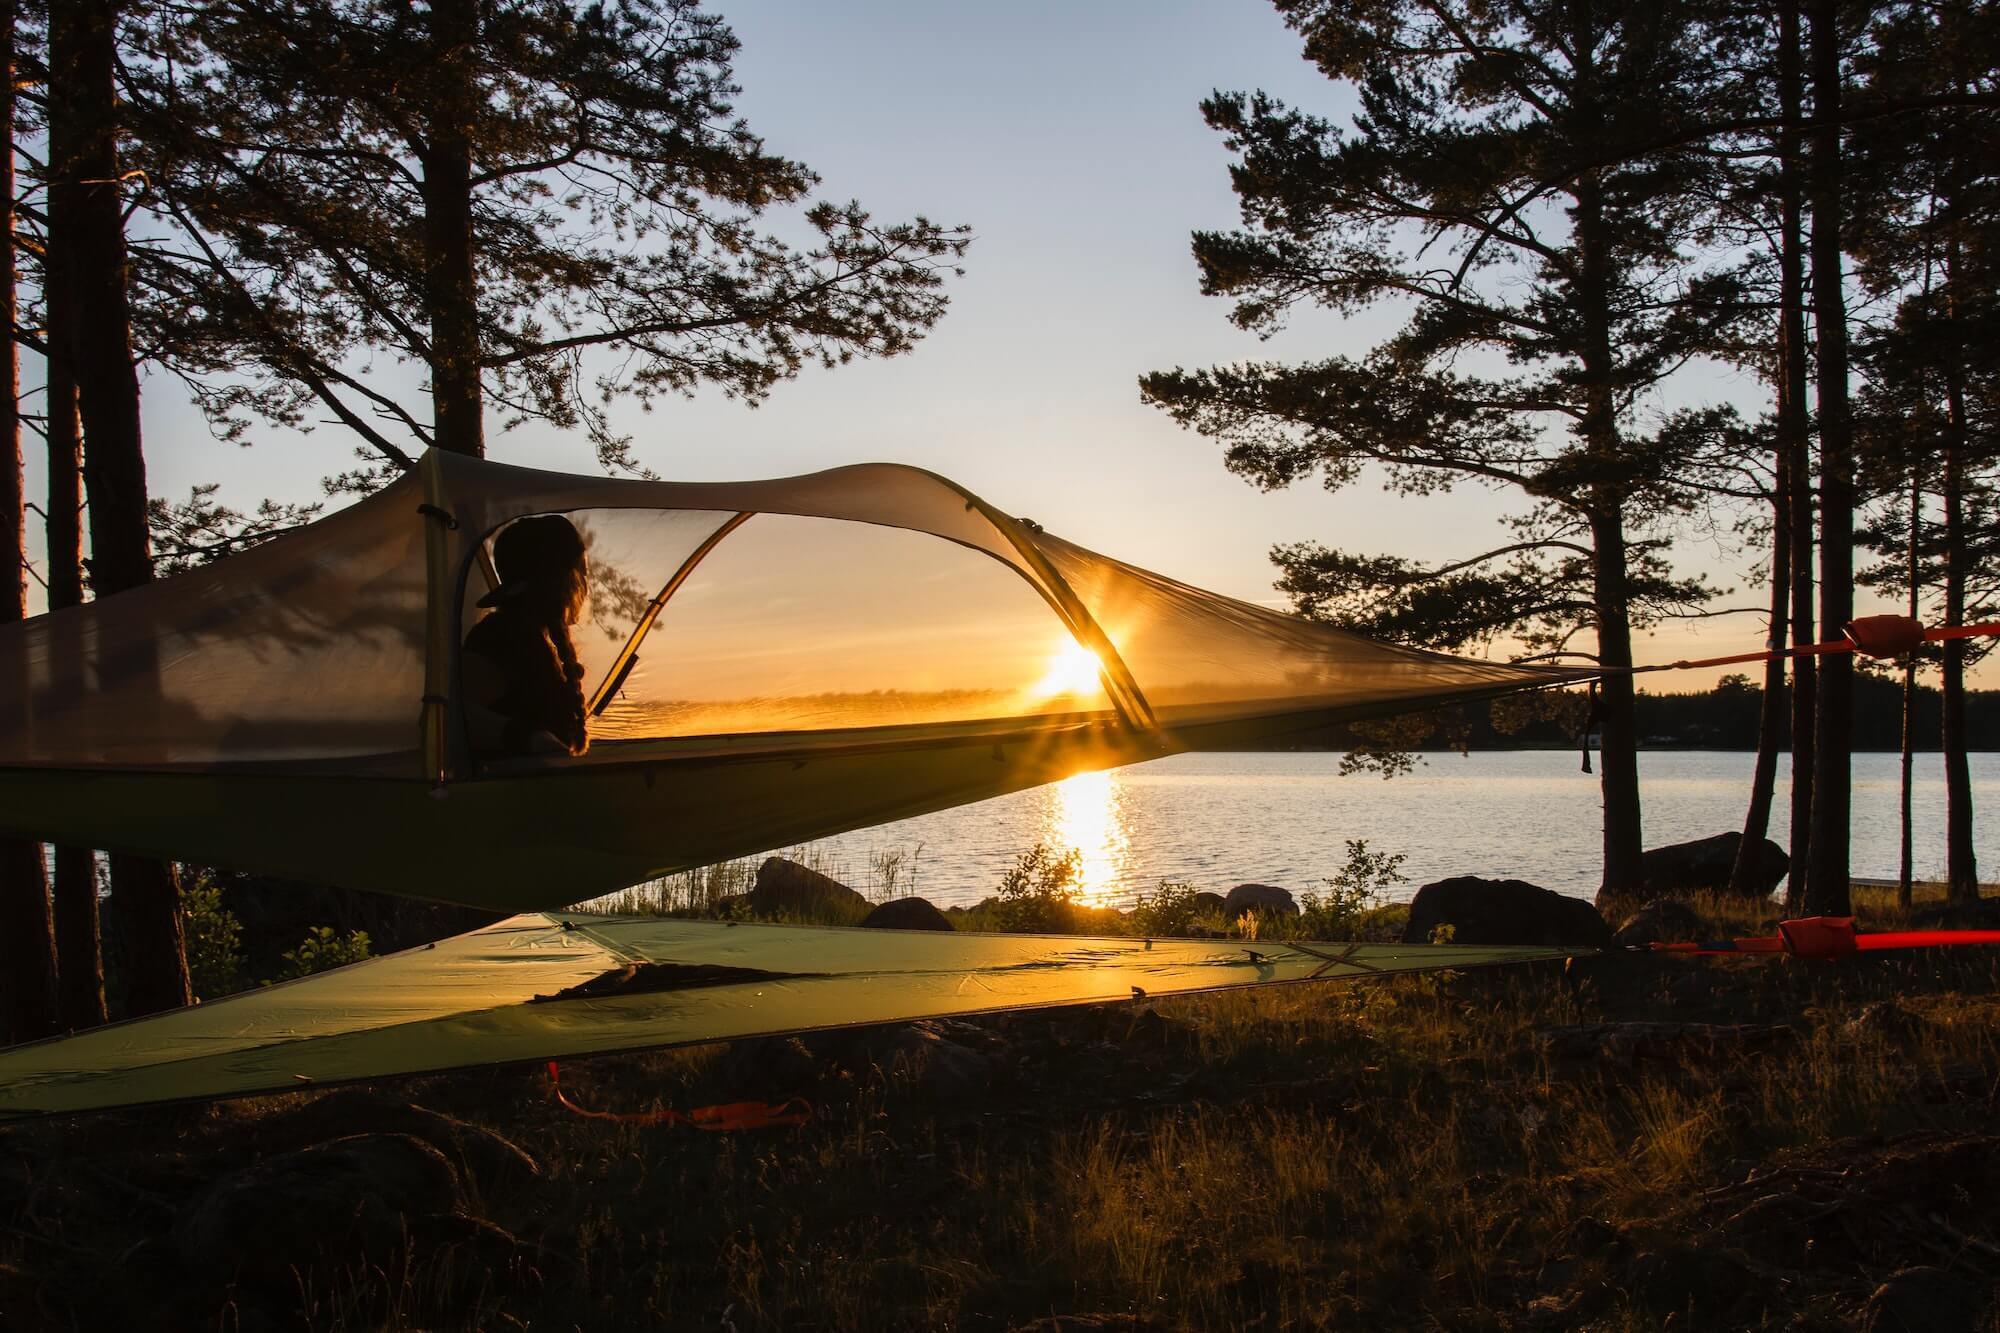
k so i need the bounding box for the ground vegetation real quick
[7,884,2000,1328]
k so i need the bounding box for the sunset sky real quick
[59,0,1942,688]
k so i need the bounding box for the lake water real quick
[771,750,2000,908]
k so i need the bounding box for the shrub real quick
[994,843,1084,933]
[268,926,373,983]
[181,874,246,1001]
[1131,880,1204,936]
[1294,839,1410,940]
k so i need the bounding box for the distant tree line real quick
[1268,675,2000,754]
[1637,675,2000,753]
[2,0,967,1040]
[1145,0,1999,912]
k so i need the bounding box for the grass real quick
[585,842,933,917]
[9,882,2000,1329]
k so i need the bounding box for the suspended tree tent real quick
[0,914,1575,1118]
[0,450,1582,910]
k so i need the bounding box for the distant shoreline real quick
[1232,744,2000,755]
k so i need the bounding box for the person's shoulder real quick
[464,609,534,654]
[464,609,560,666]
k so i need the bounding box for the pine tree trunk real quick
[51,0,190,1016]
[0,0,57,1041]
[0,842,54,1043]
[1805,0,1853,918]
[1780,0,1815,913]
[1571,167,1644,900]
[1729,453,1789,897]
[51,848,104,1029]
[1591,507,1645,897]
[1898,467,1918,909]
[422,0,484,457]
[1940,287,1978,904]
[42,143,104,1033]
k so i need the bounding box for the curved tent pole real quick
[586,510,755,717]
[933,480,1159,734]
[445,455,1159,742]
[571,478,1159,735]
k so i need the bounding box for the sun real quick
[1029,639,1107,700]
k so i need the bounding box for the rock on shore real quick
[1403,876,1612,947]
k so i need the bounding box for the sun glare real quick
[1048,769,1129,905]
[1029,639,1106,700]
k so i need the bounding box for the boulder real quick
[742,857,870,923]
[1402,877,1611,947]
[1612,899,1708,948]
[860,896,955,931]
[1190,891,1229,917]
[1222,883,1298,918]
[1598,832,1786,908]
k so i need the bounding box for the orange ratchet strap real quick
[1650,916,2000,960]
[1632,615,2000,676]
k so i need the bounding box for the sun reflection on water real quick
[1045,769,1130,905]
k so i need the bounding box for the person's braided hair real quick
[489,514,590,754]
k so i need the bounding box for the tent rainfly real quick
[0,450,1583,910]
[0,914,1578,1119]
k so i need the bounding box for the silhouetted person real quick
[462,514,591,758]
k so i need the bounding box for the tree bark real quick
[1780,0,1816,914]
[421,0,484,456]
[1940,267,1978,903]
[1730,449,1790,897]
[1569,160,1645,899]
[1805,0,1853,917]
[0,0,59,1043]
[1589,507,1645,897]
[1938,41,1979,903]
[42,114,105,1033]
[1898,465,1918,909]
[51,0,190,1016]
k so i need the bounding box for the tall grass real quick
[17,880,2000,1329]
[580,841,933,916]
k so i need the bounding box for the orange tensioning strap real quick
[1630,616,2000,676]
[545,1061,812,1131]
[1650,917,2000,960]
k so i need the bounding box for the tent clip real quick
[416,503,459,530]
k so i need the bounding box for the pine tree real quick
[0,0,58,1043]
[1848,0,1998,907]
[1776,0,1818,912]
[49,0,190,1017]
[119,0,970,471]
[1697,0,1817,903]
[35,50,107,1029]
[1142,0,1744,895]
[1804,0,1862,917]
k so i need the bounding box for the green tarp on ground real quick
[0,916,1580,1118]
